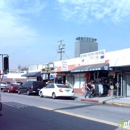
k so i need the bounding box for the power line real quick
[49,53,58,62]
[63,52,70,59]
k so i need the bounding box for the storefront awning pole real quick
[120,71,123,97]
[97,71,99,79]
[116,73,119,98]
[94,71,95,80]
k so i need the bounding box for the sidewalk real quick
[74,94,130,107]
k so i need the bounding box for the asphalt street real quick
[0,93,130,130]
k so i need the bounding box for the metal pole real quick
[116,73,119,98]
[60,48,62,61]
[1,54,3,81]
[60,41,62,61]
[120,71,123,97]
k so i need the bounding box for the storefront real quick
[70,63,110,94]
[112,66,130,97]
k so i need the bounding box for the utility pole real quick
[57,40,65,61]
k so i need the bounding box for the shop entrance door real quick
[126,75,130,96]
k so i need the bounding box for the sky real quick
[0,0,130,70]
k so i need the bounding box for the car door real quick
[43,84,51,97]
[3,85,8,92]
[19,82,28,93]
[48,84,55,97]
[25,82,32,93]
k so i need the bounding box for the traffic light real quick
[3,56,9,73]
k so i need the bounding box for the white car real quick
[39,83,74,99]
[0,82,11,90]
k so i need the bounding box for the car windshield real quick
[56,84,71,88]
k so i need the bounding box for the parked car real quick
[39,83,74,99]
[3,83,19,93]
[18,81,44,95]
[0,82,6,90]
[0,81,11,90]
[14,82,23,86]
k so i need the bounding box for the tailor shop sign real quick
[80,50,105,65]
[61,60,68,71]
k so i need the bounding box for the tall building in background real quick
[75,37,98,57]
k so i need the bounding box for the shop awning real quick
[22,72,42,77]
[71,63,109,72]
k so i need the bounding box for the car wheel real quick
[27,90,30,95]
[18,90,21,94]
[52,93,56,99]
[39,91,43,98]
[8,90,10,93]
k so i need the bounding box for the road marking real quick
[38,106,118,127]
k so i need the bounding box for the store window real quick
[74,74,80,88]
[72,73,85,88]
[68,75,75,87]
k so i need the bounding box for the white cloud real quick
[0,0,46,47]
[0,0,46,15]
[56,0,130,24]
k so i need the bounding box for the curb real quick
[81,98,99,103]
[79,98,130,107]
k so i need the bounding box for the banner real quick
[80,50,105,65]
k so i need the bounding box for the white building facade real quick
[25,48,130,97]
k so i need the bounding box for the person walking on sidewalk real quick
[91,80,96,97]
[84,81,93,98]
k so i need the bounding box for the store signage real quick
[61,61,68,71]
[42,63,55,72]
[80,50,105,65]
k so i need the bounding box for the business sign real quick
[42,63,55,73]
[80,50,105,65]
[61,61,68,71]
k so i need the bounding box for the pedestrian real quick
[115,82,121,96]
[82,82,86,95]
[103,80,110,96]
[91,80,95,97]
[84,81,93,98]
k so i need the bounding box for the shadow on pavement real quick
[0,102,117,130]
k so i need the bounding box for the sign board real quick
[80,50,105,65]
[61,61,68,71]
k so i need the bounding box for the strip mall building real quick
[26,48,130,97]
